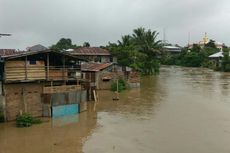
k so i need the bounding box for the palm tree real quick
[132,27,162,74]
[117,35,132,47]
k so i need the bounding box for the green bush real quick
[223,63,230,72]
[16,113,41,127]
[111,79,126,92]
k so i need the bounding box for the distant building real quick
[26,44,48,51]
[209,51,224,58]
[0,49,23,56]
[188,33,224,51]
[208,51,223,68]
[69,47,117,63]
[163,45,182,54]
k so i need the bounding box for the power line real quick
[0,33,11,37]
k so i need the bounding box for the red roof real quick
[81,63,113,72]
[0,49,24,56]
[70,47,110,56]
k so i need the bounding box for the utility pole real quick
[188,32,190,47]
[163,28,166,46]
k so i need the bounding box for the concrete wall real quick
[4,83,43,121]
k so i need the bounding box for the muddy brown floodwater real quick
[1,66,230,153]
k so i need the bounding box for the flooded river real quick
[1,66,230,153]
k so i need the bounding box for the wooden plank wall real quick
[5,61,46,81]
[48,69,67,80]
[43,85,82,94]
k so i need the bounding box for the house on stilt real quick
[0,49,88,121]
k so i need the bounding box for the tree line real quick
[161,40,230,72]
[50,27,230,74]
[50,27,163,75]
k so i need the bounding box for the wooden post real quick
[80,83,82,102]
[22,87,27,113]
[62,55,66,81]
[89,72,92,100]
[46,53,50,80]
[51,81,53,93]
[50,81,53,117]
[25,56,28,80]
[117,79,118,93]
[113,79,119,101]
[93,90,97,102]
[3,63,6,82]
[2,83,7,121]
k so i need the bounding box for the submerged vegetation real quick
[16,113,42,127]
[111,79,126,92]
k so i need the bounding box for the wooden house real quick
[81,63,123,100]
[69,47,117,63]
[208,51,224,68]
[0,49,87,121]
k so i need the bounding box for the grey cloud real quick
[0,0,230,49]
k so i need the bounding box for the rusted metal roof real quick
[70,47,111,56]
[81,63,113,72]
[0,49,86,61]
[0,49,24,56]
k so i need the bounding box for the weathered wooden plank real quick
[43,85,82,94]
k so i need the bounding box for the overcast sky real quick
[0,0,230,50]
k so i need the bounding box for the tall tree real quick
[50,38,77,51]
[83,42,90,47]
[107,27,162,75]
[132,27,162,74]
[205,39,216,48]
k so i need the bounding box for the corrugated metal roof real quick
[209,51,223,58]
[70,47,111,56]
[26,44,47,51]
[81,63,113,72]
[0,49,85,61]
[0,49,24,56]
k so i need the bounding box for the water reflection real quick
[84,66,230,153]
[0,104,98,153]
[95,75,167,118]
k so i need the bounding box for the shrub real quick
[16,113,41,127]
[111,79,126,92]
[224,63,230,72]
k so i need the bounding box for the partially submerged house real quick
[0,49,87,121]
[81,63,118,100]
[69,47,117,63]
[208,51,223,68]
[81,63,140,100]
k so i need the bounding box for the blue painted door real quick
[52,104,79,118]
